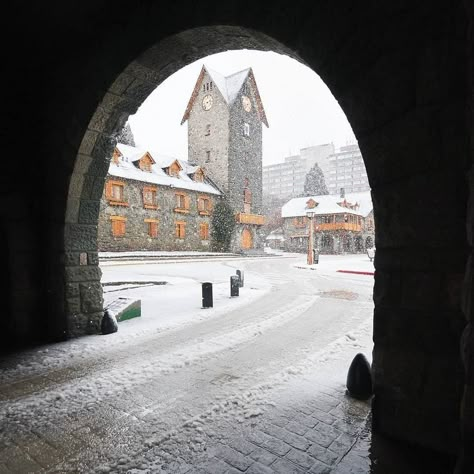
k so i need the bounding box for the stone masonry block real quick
[88,106,112,133]
[64,224,98,251]
[78,130,99,156]
[88,252,99,265]
[78,200,101,225]
[65,283,80,298]
[65,266,102,283]
[80,282,104,313]
[63,252,80,266]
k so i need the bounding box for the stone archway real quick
[2,1,472,468]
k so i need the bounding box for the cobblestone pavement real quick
[0,258,455,473]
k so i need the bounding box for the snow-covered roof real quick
[206,66,250,104]
[110,144,221,195]
[281,191,372,218]
[181,65,269,127]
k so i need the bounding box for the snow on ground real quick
[0,260,272,382]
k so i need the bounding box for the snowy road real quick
[0,254,375,473]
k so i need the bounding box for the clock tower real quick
[181,65,269,252]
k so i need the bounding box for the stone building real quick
[181,65,268,252]
[281,190,374,254]
[98,143,221,251]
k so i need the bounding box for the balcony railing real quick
[314,223,362,232]
[235,213,265,225]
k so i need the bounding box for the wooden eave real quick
[247,68,269,128]
[181,66,206,125]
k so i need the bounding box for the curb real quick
[337,270,374,276]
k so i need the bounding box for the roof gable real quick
[181,65,269,127]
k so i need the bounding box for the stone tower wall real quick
[187,71,229,194]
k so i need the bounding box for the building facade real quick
[326,144,370,194]
[281,190,374,254]
[98,144,221,252]
[263,143,334,199]
[181,65,268,252]
[263,142,370,199]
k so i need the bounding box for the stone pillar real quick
[456,2,474,470]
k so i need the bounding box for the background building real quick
[263,143,334,199]
[281,190,374,254]
[326,144,370,194]
[263,142,370,199]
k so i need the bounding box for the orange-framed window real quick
[145,219,159,238]
[197,196,212,215]
[110,216,126,237]
[175,192,189,213]
[199,223,209,240]
[105,180,127,205]
[143,186,158,209]
[175,221,186,239]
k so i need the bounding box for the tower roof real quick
[181,65,269,127]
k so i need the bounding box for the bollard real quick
[236,269,244,287]
[202,282,213,308]
[230,275,240,297]
[346,353,372,400]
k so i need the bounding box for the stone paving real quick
[0,363,455,474]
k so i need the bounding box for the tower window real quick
[243,123,250,137]
[205,124,211,136]
[205,151,211,163]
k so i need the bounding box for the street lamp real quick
[306,210,315,265]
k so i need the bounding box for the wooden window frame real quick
[105,180,128,206]
[110,216,126,237]
[143,186,158,210]
[198,195,212,215]
[199,222,209,241]
[174,192,189,214]
[175,221,186,239]
[144,218,159,238]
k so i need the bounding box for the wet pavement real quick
[0,257,457,473]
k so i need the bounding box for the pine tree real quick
[211,200,236,252]
[116,122,136,147]
[304,163,329,196]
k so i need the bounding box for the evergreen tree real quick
[304,163,329,196]
[116,122,136,147]
[211,200,235,252]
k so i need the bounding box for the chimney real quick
[340,187,345,198]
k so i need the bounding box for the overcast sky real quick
[128,50,356,166]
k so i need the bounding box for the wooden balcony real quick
[235,213,265,225]
[314,223,362,232]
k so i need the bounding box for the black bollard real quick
[202,282,213,308]
[346,353,373,400]
[236,269,244,287]
[230,275,240,297]
[101,310,118,335]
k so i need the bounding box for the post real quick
[230,275,239,297]
[202,282,213,308]
[307,215,314,265]
[236,270,244,287]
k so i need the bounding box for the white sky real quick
[128,50,356,166]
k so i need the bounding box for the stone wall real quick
[188,70,230,193]
[228,79,263,215]
[98,177,218,252]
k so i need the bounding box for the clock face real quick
[202,94,213,111]
[242,95,252,112]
